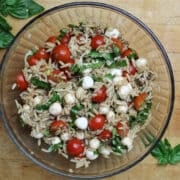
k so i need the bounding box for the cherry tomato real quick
[34,48,49,60]
[134,93,147,110]
[111,38,124,52]
[90,35,105,49]
[28,55,39,66]
[67,138,85,157]
[122,64,137,77]
[92,85,107,103]
[60,33,71,44]
[115,121,129,137]
[16,72,28,91]
[50,120,67,132]
[52,44,71,63]
[98,129,112,140]
[46,36,57,43]
[88,114,106,131]
[122,48,138,59]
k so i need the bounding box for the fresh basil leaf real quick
[0,0,9,16]
[48,143,62,152]
[170,144,180,164]
[6,0,16,6]
[102,52,114,61]
[28,0,44,17]
[43,129,51,137]
[113,45,120,56]
[108,60,127,68]
[104,73,115,80]
[88,50,101,58]
[0,28,14,48]
[0,15,12,31]
[92,75,103,82]
[70,104,84,121]
[31,77,51,90]
[58,28,68,38]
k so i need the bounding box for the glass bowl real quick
[0,2,174,179]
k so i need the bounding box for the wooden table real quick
[0,0,179,179]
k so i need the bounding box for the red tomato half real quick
[98,129,112,140]
[90,35,105,49]
[46,36,57,43]
[16,72,28,91]
[92,85,107,103]
[34,48,49,60]
[28,55,39,66]
[122,64,137,77]
[115,121,129,137]
[60,33,71,44]
[111,38,124,53]
[67,138,85,157]
[52,44,71,63]
[88,114,106,131]
[50,120,67,132]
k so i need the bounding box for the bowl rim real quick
[0,1,175,179]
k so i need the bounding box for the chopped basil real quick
[47,143,63,152]
[127,50,138,60]
[111,136,127,154]
[92,75,103,82]
[43,129,51,137]
[104,73,115,80]
[31,77,51,90]
[108,60,127,68]
[58,28,68,39]
[113,45,120,56]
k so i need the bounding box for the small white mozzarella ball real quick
[86,149,98,160]
[99,146,111,156]
[113,76,125,86]
[110,68,122,76]
[116,103,128,114]
[61,132,70,141]
[83,68,92,75]
[121,137,133,151]
[118,83,132,99]
[75,117,88,130]
[49,102,62,116]
[76,131,85,140]
[82,76,94,89]
[136,58,147,71]
[33,96,43,106]
[99,104,110,114]
[31,129,43,139]
[23,104,30,112]
[106,111,115,122]
[76,87,86,100]
[64,93,76,104]
[105,28,120,38]
[89,138,100,149]
[51,137,61,145]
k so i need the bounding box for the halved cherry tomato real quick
[52,44,71,63]
[60,33,71,44]
[91,85,107,103]
[134,93,147,110]
[67,138,85,157]
[90,35,105,49]
[98,129,112,140]
[28,55,39,66]
[50,120,67,132]
[115,121,129,137]
[122,64,137,77]
[16,72,28,91]
[88,114,106,131]
[46,36,57,43]
[111,38,124,53]
[122,48,138,59]
[34,48,49,60]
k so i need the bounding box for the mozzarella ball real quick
[76,87,86,100]
[86,149,98,160]
[136,58,147,71]
[113,76,126,86]
[33,96,43,106]
[64,93,76,104]
[89,138,100,149]
[82,76,94,89]
[75,117,88,130]
[49,102,62,116]
[61,132,70,141]
[116,103,128,114]
[118,83,132,99]
[99,146,111,156]
[23,104,30,112]
[105,28,120,38]
[121,137,133,151]
[110,68,122,76]
[106,111,115,122]
[99,104,109,114]
[31,129,43,139]
[51,137,61,144]
[76,131,85,140]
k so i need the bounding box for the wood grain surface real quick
[0,0,180,179]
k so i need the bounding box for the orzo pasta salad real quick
[13,23,155,168]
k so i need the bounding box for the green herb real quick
[92,75,103,82]
[36,92,61,111]
[111,135,127,154]
[94,149,100,155]
[43,129,51,137]
[47,143,63,152]
[108,60,127,68]
[129,102,152,127]
[58,28,68,39]
[127,49,138,60]
[0,15,11,30]
[68,22,85,31]
[151,138,180,165]
[31,77,51,90]
[113,45,120,56]
[104,73,115,80]
[112,127,117,138]
[68,24,78,29]
[88,50,114,61]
